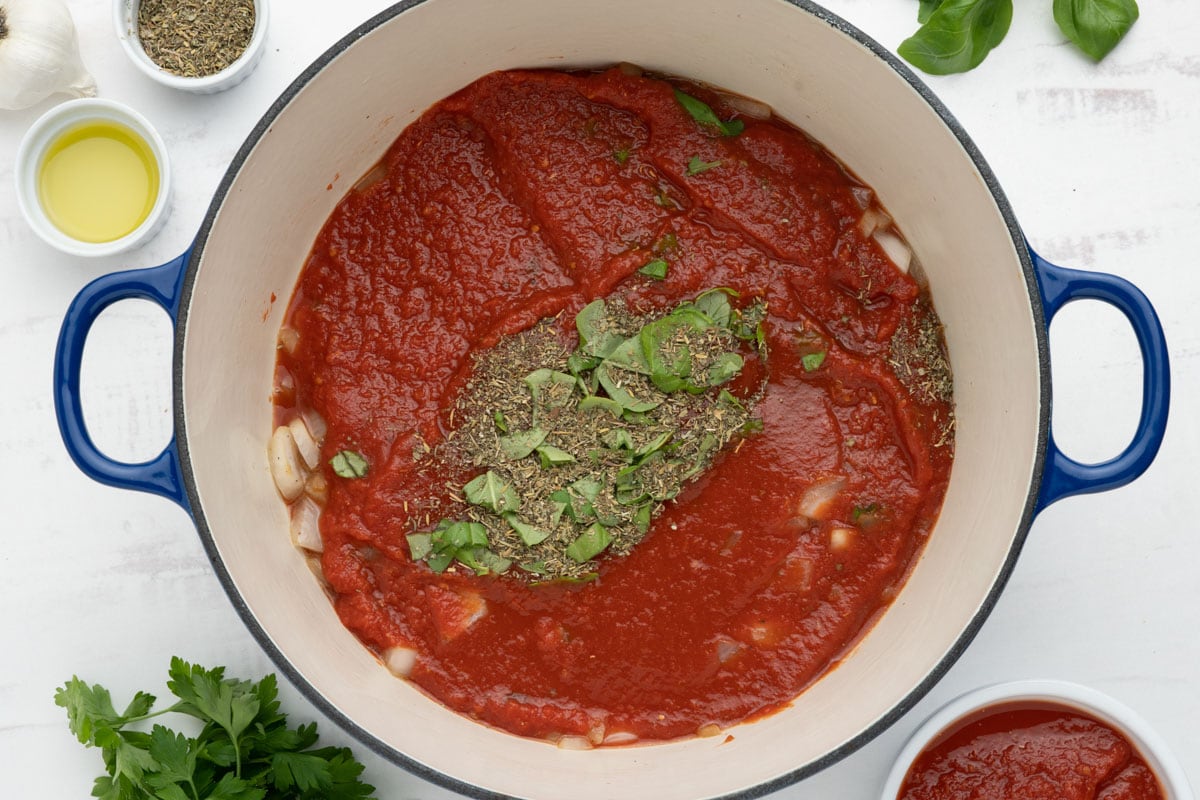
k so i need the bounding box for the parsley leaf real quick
[56,659,377,800]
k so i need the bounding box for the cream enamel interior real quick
[179,0,1042,797]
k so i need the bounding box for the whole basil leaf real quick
[918,0,946,23]
[898,0,1013,75]
[1053,0,1139,61]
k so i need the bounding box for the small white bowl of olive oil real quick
[15,98,171,257]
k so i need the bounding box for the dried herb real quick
[414,290,769,580]
[889,299,955,446]
[137,0,256,78]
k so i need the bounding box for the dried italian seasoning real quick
[412,290,768,581]
[137,0,255,78]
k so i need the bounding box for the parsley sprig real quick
[55,657,376,800]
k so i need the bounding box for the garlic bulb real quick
[0,0,96,111]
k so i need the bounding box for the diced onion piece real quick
[269,425,307,501]
[288,416,321,470]
[603,731,639,746]
[857,207,892,238]
[716,637,743,664]
[744,620,784,646]
[290,497,323,552]
[874,229,912,274]
[383,646,418,678]
[796,477,845,521]
[721,92,772,120]
[304,471,328,505]
[557,735,593,751]
[302,408,327,440]
[587,723,606,746]
[305,555,325,584]
[277,325,300,354]
[777,556,815,592]
[830,526,856,552]
[851,186,874,209]
[697,723,722,738]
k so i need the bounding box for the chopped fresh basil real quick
[408,519,512,575]
[614,148,631,165]
[329,450,368,479]
[638,258,670,280]
[499,428,548,460]
[686,156,721,176]
[493,410,509,433]
[463,470,520,514]
[802,351,827,372]
[566,523,612,563]
[673,88,745,136]
[504,513,551,546]
[406,533,433,561]
[536,444,576,468]
[520,560,549,575]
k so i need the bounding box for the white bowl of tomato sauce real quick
[882,680,1194,800]
[53,0,1170,798]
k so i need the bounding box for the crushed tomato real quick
[897,704,1167,800]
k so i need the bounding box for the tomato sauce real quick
[897,704,1166,800]
[276,68,954,742]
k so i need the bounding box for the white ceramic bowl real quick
[881,680,1195,800]
[113,0,269,93]
[15,98,172,258]
[54,1,1169,798]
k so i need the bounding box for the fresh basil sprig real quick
[900,0,1138,74]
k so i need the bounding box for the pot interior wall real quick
[180,0,1043,797]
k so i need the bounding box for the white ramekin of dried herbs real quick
[113,0,268,93]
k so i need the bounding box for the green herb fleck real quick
[686,156,722,176]
[802,351,827,372]
[638,259,670,280]
[614,148,631,164]
[674,88,745,136]
[330,450,368,479]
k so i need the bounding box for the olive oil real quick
[37,121,159,243]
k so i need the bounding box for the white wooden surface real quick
[1,1,1196,797]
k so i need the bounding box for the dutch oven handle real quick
[1031,247,1170,511]
[53,251,192,511]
